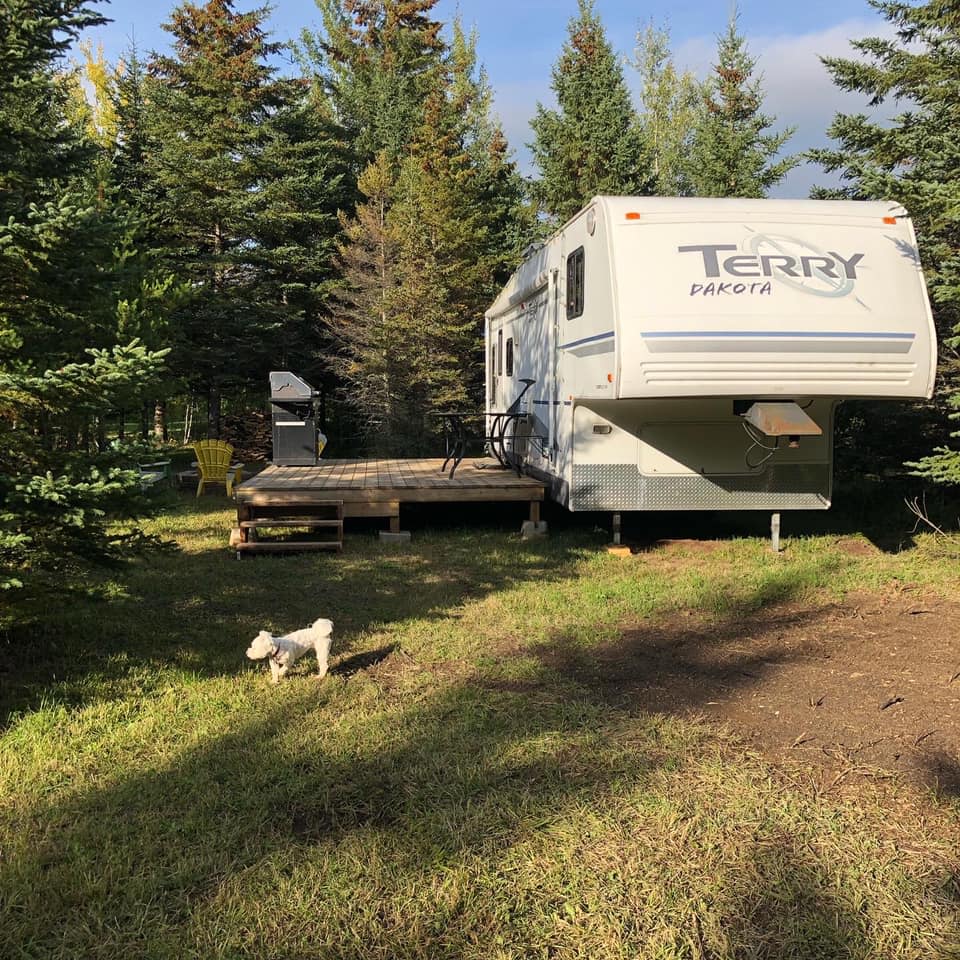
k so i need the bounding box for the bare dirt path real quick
[540,583,960,795]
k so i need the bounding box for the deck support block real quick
[521,520,548,540]
[771,512,781,553]
[379,530,411,544]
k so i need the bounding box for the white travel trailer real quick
[484,197,936,517]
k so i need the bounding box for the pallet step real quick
[240,519,342,529]
[235,497,345,556]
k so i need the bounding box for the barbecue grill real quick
[269,371,324,466]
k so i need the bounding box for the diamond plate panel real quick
[571,464,830,511]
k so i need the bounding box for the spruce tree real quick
[687,15,797,198]
[809,1,960,483]
[146,0,297,435]
[530,0,652,224]
[450,21,532,280]
[301,0,445,167]
[0,1,169,594]
[246,83,352,390]
[634,22,700,196]
[328,153,406,449]
[112,44,152,209]
[324,12,528,451]
[390,73,492,438]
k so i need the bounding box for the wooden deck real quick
[234,458,545,534]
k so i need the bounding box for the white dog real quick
[246,618,334,683]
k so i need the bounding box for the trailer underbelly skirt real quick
[568,463,831,512]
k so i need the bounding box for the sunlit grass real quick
[1,495,958,959]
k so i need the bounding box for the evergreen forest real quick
[2,0,959,597]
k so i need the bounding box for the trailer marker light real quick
[625,212,641,220]
[607,373,614,382]
[883,216,897,224]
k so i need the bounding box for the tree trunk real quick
[153,400,167,441]
[141,401,150,440]
[118,410,125,441]
[208,385,221,439]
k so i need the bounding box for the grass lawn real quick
[1,495,959,959]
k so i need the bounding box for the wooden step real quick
[240,519,342,529]
[237,540,342,554]
[234,498,344,556]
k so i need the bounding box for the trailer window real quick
[566,247,585,319]
[505,337,514,377]
[497,330,503,376]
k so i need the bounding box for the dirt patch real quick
[835,537,880,557]
[534,588,960,795]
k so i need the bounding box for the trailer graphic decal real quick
[559,330,615,356]
[639,330,916,355]
[640,331,914,339]
[679,233,867,302]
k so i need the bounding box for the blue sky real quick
[85,0,894,196]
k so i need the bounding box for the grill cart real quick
[269,371,325,466]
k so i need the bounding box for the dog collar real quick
[269,641,284,664]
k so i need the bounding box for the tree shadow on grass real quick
[923,751,960,804]
[0,502,598,723]
[714,840,876,959]
[4,573,956,958]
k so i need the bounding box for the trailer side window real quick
[497,329,503,376]
[566,247,585,319]
[505,337,514,377]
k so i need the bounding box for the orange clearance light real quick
[607,373,614,383]
[883,216,897,224]
[625,212,641,220]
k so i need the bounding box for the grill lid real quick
[269,371,317,400]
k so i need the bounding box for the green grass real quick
[1,497,959,959]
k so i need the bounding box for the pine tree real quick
[390,76,491,436]
[530,0,652,223]
[634,22,700,196]
[0,1,169,594]
[687,15,797,198]
[808,1,960,483]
